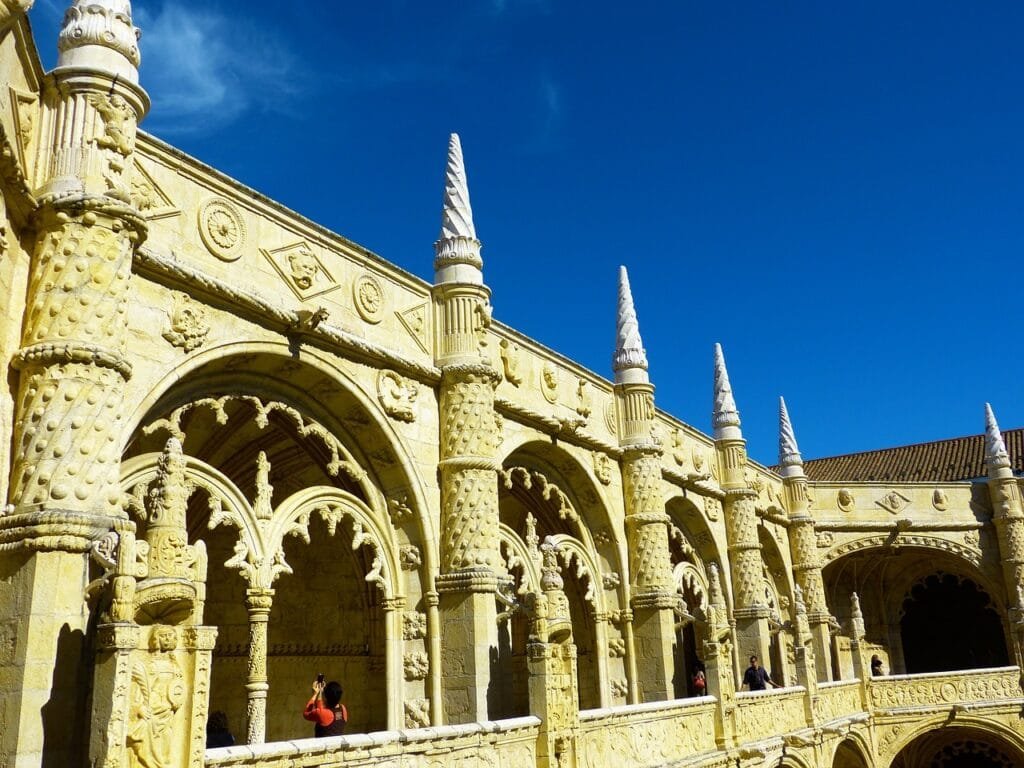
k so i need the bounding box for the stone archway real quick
[891,726,1024,768]
[121,349,428,742]
[832,737,872,768]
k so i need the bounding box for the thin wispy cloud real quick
[132,2,303,137]
[521,75,563,154]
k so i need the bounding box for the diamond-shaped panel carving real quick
[261,241,340,301]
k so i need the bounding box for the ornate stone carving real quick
[397,302,430,353]
[353,273,386,324]
[704,496,721,522]
[162,292,209,352]
[670,429,687,466]
[197,198,246,261]
[499,338,523,386]
[593,453,614,485]
[604,401,617,436]
[402,611,427,640]
[404,698,430,729]
[692,447,706,473]
[127,627,185,768]
[877,489,911,515]
[816,531,834,548]
[576,379,592,419]
[58,0,141,66]
[403,650,429,680]
[610,678,629,698]
[262,241,339,301]
[837,488,855,512]
[607,637,625,657]
[388,495,414,524]
[377,369,419,423]
[541,361,559,404]
[400,544,422,570]
[932,488,949,511]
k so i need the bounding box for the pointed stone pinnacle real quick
[434,133,482,282]
[613,266,649,383]
[712,343,742,440]
[778,396,804,477]
[985,402,1010,469]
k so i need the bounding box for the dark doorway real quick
[900,573,1008,673]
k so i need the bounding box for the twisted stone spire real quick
[434,133,483,284]
[985,402,1011,470]
[778,396,804,477]
[712,343,742,440]
[613,266,649,384]
[57,0,142,81]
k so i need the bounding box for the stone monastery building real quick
[1,3,1023,768]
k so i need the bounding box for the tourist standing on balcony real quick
[304,677,349,736]
[692,661,707,695]
[741,655,775,691]
[871,655,884,676]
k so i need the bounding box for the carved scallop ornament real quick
[197,198,246,261]
[353,273,385,324]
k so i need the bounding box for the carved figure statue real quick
[287,247,319,290]
[377,369,418,422]
[87,93,134,156]
[499,338,523,386]
[127,627,186,768]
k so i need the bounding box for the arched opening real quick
[494,443,614,716]
[833,738,871,768]
[901,573,1008,673]
[758,525,793,687]
[122,349,423,743]
[891,726,1024,768]
[822,546,1007,677]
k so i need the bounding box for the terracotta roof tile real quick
[791,427,1024,483]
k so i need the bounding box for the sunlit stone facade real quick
[1,4,1023,768]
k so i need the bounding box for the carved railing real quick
[813,679,862,723]
[734,686,807,737]
[205,716,540,768]
[578,698,718,768]
[869,666,1023,712]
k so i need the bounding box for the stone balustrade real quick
[813,679,863,723]
[205,717,540,768]
[735,686,808,736]
[869,665,1023,712]
[578,698,719,768]
[202,668,1024,768]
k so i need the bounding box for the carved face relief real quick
[287,247,318,289]
[541,362,559,403]
[837,488,855,512]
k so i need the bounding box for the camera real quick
[316,673,324,685]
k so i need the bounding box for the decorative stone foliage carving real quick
[388,495,414,524]
[354,273,385,323]
[377,369,418,423]
[197,198,246,261]
[610,678,629,698]
[162,292,210,352]
[607,637,625,657]
[402,611,427,640]
[403,650,429,680]
[404,698,430,729]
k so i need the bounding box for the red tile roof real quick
[794,427,1024,483]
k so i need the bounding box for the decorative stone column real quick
[712,344,772,672]
[0,4,149,764]
[848,592,872,710]
[528,542,580,768]
[613,267,676,702]
[244,588,273,745]
[778,397,832,682]
[983,404,1024,669]
[432,133,503,723]
[702,564,737,749]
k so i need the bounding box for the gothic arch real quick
[830,734,873,768]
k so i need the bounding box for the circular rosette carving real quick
[197,198,246,261]
[353,273,385,324]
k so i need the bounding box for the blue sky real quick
[29,1,1024,466]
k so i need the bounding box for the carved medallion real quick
[604,401,617,436]
[162,292,210,352]
[692,447,706,473]
[575,378,592,418]
[837,488,855,513]
[704,496,721,521]
[261,241,339,301]
[377,369,418,422]
[670,429,687,467]
[540,361,559,404]
[353,273,385,324]
[932,488,949,511]
[197,198,246,261]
